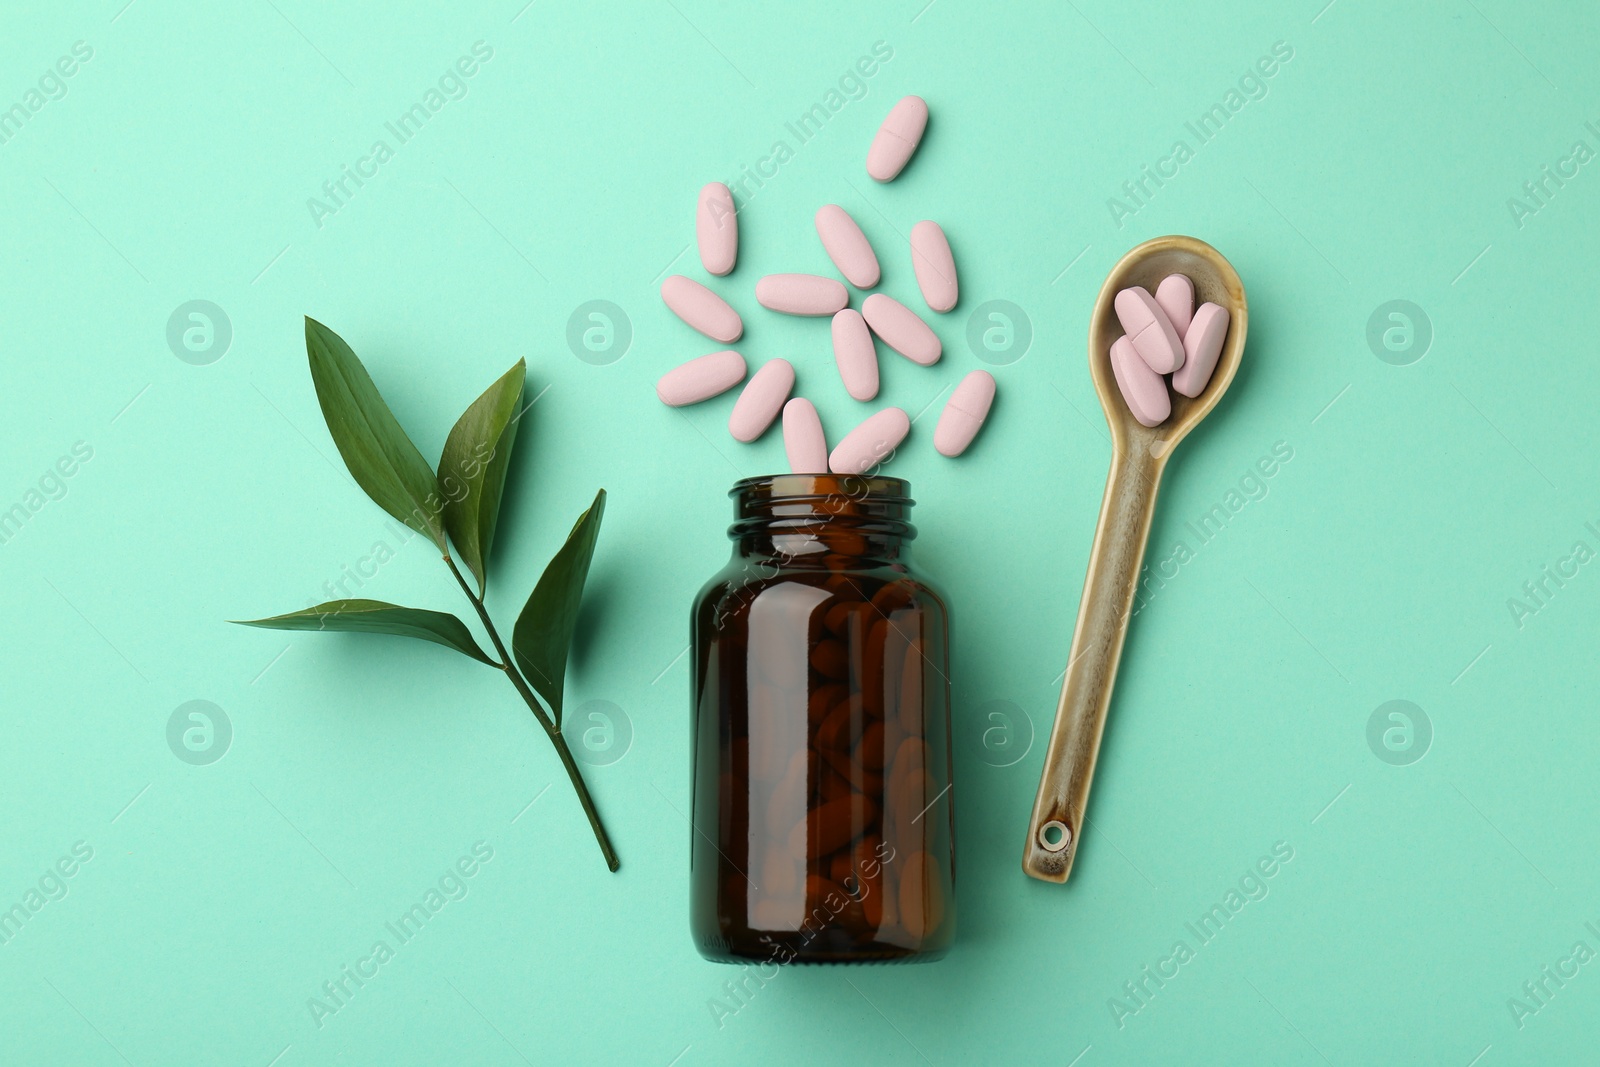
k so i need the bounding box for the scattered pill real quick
[656,349,747,407]
[1172,302,1230,398]
[782,398,828,473]
[1113,286,1184,374]
[696,182,737,276]
[1154,274,1194,336]
[867,95,929,182]
[662,275,742,343]
[933,370,995,457]
[756,273,850,316]
[909,221,958,313]
[815,205,880,288]
[861,293,941,366]
[1109,335,1170,427]
[728,358,795,442]
[829,407,910,474]
[831,309,880,401]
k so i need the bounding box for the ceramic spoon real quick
[1022,235,1248,883]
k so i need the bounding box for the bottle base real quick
[694,930,951,966]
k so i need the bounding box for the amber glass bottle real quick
[690,474,955,964]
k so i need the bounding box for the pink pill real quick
[829,407,910,474]
[910,221,958,313]
[657,350,746,407]
[831,309,879,401]
[696,182,737,276]
[782,397,828,473]
[1113,286,1184,374]
[756,274,849,316]
[933,370,995,457]
[1154,274,1193,337]
[728,358,794,442]
[861,293,941,366]
[1172,303,1230,398]
[867,95,928,182]
[815,205,880,289]
[662,275,742,343]
[1109,336,1170,427]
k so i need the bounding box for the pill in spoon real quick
[1109,335,1169,427]
[1113,286,1183,374]
[1172,303,1230,398]
[1154,274,1193,336]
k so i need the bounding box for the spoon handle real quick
[1023,443,1164,883]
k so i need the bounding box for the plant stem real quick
[444,554,620,872]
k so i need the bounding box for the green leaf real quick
[232,599,495,665]
[439,359,526,595]
[512,489,606,727]
[304,317,447,550]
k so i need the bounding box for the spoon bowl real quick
[1023,235,1248,883]
[1090,234,1248,459]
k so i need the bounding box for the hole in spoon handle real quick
[1038,820,1072,852]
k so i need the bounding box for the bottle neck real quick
[728,474,915,566]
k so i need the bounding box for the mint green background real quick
[2,0,1597,1063]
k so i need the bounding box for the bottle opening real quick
[728,475,915,559]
